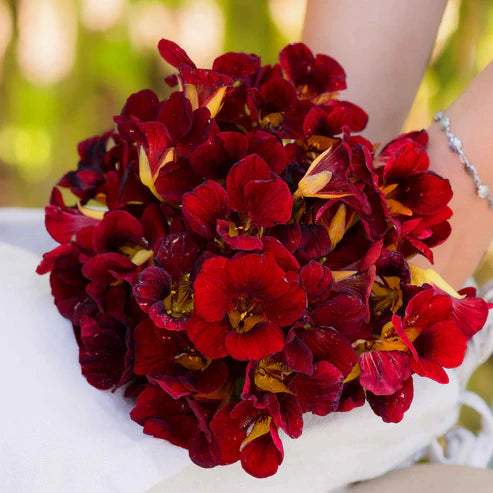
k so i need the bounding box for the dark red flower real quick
[229,400,284,478]
[378,133,453,261]
[78,313,128,390]
[36,243,89,319]
[130,384,197,449]
[279,43,346,99]
[57,131,111,201]
[303,101,368,137]
[133,232,201,330]
[393,290,468,384]
[183,154,293,251]
[367,376,414,423]
[291,361,344,415]
[188,254,306,360]
[36,37,492,479]
[241,358,304,439]
[358,350,412,395]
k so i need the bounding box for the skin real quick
[303,0,493,288]
[302,0,448,144]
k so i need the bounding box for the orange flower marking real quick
[164,274,194,319]
[371,276,403,316]
[254,359,293,394]
[240,416,273,450]
[175,350,210,371]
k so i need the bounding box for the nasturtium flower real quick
[188,253,306,360]
[36,36,491,480]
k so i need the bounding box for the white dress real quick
[1,208,491,493]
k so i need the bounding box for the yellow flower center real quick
[254,358,293,394]
[164,274,193,319]
[371,276,403,315]
[175,349,210,371]
[227,296,265,333]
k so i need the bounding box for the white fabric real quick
[429,391,493,468]
[0,208,490,493]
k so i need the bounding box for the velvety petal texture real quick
[36,36,490,481]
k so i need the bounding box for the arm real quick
[302,0,447,144]
[415,61,493,288]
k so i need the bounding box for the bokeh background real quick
[0,0,492,430]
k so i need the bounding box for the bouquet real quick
[37,40,491,479]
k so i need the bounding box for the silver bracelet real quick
[434,110,493,209]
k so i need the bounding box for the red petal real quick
[151,360,228,399]
[259,78,297,112]
[225,321,285,361]
[225,254,290,301]
[411,358,449,384]
[414,320,467,370]
[130,386,195,448]
[367,376,414,423]
[209,404,247,465]
[279,43,346,96]
[337,380,366,412]
[226,154,271,212]
[358,350,411,396]
[381,131,428,158]
[302,328,357,377]
[279,43,315,86]
[92,210,143,254]
[154,232,202,280]
[295,224,331,264]
[240,425,283,479]
[404,290,452,329]
[282,336,313,375]
[187,317,228,359]
[216,220,264,251]
[292,361,343,415]
[141,203,169,251]
[133,266,170,313]
[120,89,159,121]
[189,429,222,468]
[302,103,367,137]
[183,180,230,239]
[405,173,453,214]
[268,223,302,253]
[79,316,126,390]
[247,130,287,174]
[276,393,304,438]
[212,52,261,79]
[311,294,366,333]
[193,257,232,322]
[244,178,293,227]
[36,243,74,275]
[450,293,490,339]
[133,319,176,375]
[154,158,203,204]
[189,131,248,179]
[45,205,98,244]
[157,91,193,143]
[158,39,196,68]
[148,303,189,331]
[300,261,333,302]
[264,280,307,326]
[261,236,300,273]
[382,142,429,183]
[324,100,368,133]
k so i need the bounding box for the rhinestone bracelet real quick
[434,111,493,209]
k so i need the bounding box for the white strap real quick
[429,391,493,467]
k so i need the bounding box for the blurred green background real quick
[0,0,491,430]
